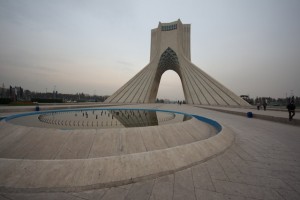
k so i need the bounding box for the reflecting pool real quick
[8,109,192,129]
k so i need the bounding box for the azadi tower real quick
[105,20,249,106]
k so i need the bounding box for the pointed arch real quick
[157,47,179,74]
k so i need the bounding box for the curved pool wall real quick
[2,107,222,133]
[0,106,233,192]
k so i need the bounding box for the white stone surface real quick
[0,103,299,199]
[105,20,249,106]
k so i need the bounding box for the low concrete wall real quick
[0,121,234,192]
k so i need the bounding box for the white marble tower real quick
[105,20,249,106]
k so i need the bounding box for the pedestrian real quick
[263,100,267,111]
[287,97,296,121]
[256,101,261,110]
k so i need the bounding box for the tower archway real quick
[149,47,185,102]
[156,69,185,102]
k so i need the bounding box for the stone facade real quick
[105,19,249,106]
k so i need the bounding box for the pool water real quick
[8,109,192,129]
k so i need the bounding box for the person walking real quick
[263,100,267,111]
[256,101,261,110]
[287,97,296,121]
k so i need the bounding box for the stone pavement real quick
[197,105,300,126]
[0,104,300,199]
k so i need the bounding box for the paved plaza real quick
[0,104,299,200]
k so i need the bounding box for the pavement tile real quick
[88,129,121,157]
[25,129,71,159]
[149,175,174,200]
[195,188,253,200]
[231,144,257,162]
[227,172,292,190]
[223,194,249,200]
[173,169,196,200]
[117,184,132,190]
[256,149,299,160]
[139,127,168,151]
[213,179,284,200]
[290,171,300,181]
[252,155,300,167]
[101,187,130,200]
[246,160,300,173]
[124,180,154,200]
[205,158,228,181]
[195,189,224,200]
[121,128,147,154]
[283,179,300,193]
[232,163,298,181]
[276,188,300,200]
[224,149,248,169]
[0,195,10,200]
[55,130,95,159]
[0,127,31,156]
[0,124,18,141]
[2,192,78,200]
[217,154,241,175]
[225,151,298,183]
[71,188,108,200]
[191,164,215,191]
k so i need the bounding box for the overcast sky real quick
[0,0,299,100]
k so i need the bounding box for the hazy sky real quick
[0,0,299,100]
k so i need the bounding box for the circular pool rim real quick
[1,107,222,133]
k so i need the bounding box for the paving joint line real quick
[189,166,197,200]
[86,130,97,159]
